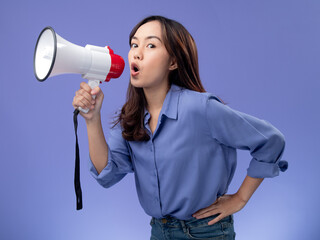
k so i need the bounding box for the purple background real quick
[1,0,319,239]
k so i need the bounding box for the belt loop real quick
[179,220,188,234]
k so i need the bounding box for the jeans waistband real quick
[151,214,233,229]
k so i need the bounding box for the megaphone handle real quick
[78,80,100,113]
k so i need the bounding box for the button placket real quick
[151,139,163,216]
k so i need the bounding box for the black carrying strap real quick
[73,109,83,210]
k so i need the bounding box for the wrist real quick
[85,114,101,126]
[234,191,250,204]
[235,175,264,204]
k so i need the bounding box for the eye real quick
[131,43,138,48]
[147,44,155,48]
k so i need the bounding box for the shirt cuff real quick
[247,158,288,178]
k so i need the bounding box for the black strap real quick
[73,109,83,210]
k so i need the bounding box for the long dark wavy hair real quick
[114,15,208,141]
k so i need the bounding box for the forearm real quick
[236,175,264,203]
[86,115,109,174]
[193,175,264,223]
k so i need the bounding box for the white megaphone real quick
[34,26,125,113]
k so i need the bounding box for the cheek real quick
[150,52,171,70]
[128,51,132,62]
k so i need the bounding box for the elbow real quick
[97,179,115,189]
[268,130,286,161]
[97,173,127,189]
[274,131,285,152]
[272,131,288,173]
[248,129,287,178]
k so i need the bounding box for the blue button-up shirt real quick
[89,84,287,220]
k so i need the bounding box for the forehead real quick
[133,21,163,40]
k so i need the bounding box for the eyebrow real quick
[132,36,162,43]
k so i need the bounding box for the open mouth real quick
[131,63,139,72]
[131,63,140,76]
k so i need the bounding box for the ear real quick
[168,58,178,71]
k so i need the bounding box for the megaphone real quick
[34,26,125,113]
[34,26,125,211]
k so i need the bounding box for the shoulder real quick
[178,87,222,111]
[108,121,125,142]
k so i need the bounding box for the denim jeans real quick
[150,214,235,240]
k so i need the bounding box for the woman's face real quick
[128,21,176,90]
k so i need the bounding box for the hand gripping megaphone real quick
[34,26,125,113]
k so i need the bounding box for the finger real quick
[72,96,78,109]
[208,214,225,226]
[192,196,222,218]
[195,209,220,219]
[193,204,218,217]
[80,82,92,92]
[80,95,93,108]
[75,99,87,110]
[74,96,92,110]
[76,89,95,102]
[193,208,214,218]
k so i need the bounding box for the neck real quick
[144,81,170,113]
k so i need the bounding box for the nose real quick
[134,52,140,60]
[133,48,142,60]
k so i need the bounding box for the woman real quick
[72,15,287,240]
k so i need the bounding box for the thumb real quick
[91,86,101,95]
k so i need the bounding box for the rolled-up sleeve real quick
[89,123,133,188]
[206,95,288,178]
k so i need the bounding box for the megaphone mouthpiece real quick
[106,50,125,82]
[81,44,125,82]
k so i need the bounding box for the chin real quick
[130,78,143,88]
[130,77,166,90]
[130,78,150,89]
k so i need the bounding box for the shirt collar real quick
[144,84,182,124]
[162,84,182,119]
